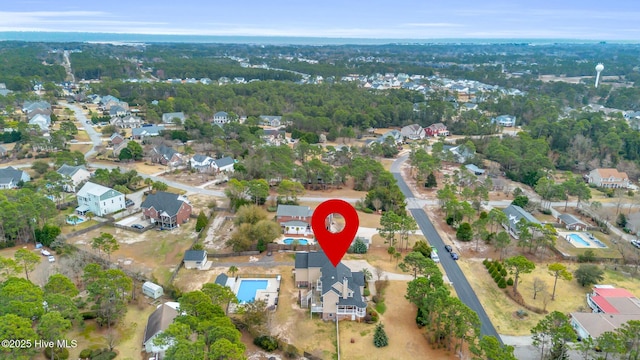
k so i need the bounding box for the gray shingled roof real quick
[215,273,229,286]
[143,303,179,344]
[503,204,540,233]
[277,205,312,218]
[154,145,177,160]
[184,250,206,261]
[191,154,210,163]
[141,191,188,217]
[558,213,585,226]
[0,166,25,184]
[57,164,86,177]
[214,156,235,168]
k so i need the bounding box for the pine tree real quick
[425,172,437,188]
[195,211,208,232]
[373,323,389,348]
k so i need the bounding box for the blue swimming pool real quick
[283,238,308,245]
[66,216,86,225]
[236,280,268,303]
[569,234,590,246]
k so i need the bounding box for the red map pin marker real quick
[311,199,359,267]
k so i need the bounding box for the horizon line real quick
[0,30,637,45]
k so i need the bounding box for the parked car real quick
[444,245,453,253]
[47,255,55,263]
[451,252,459,260]
[125,199,135,207]
[632,240,640,249]
[40,249,51,256]
[131,224,144,230]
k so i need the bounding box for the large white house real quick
[587,168,630,189]
[76,182,125,216]
[400,124,426,140]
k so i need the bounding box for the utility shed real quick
[142,281,163,299]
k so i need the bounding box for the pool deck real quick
[557,231,608,249]
[277,236,316,245]
[227,276,281,313]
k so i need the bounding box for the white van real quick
[431,250,440,263]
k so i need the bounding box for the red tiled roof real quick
[591,295,620,314]
[595,288,636,298]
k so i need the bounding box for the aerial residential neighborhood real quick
[3,28,640,360]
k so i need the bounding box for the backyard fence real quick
[207,251,261,258]
[63,219,112,239]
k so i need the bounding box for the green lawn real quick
[553,231,623,259]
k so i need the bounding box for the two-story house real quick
[76,182,125,216]
[56,164,91,192]
[0,166,30,189]
[295,252,367,321]
[587,168,630,189]
[150,145,183,167]
[213,111,229,125]
[110,114,142,128]
[141,191,192,229]
[259,115,282,128]
[492,115,516,127]
[162,112,185,125]
[276,204,313,235]
[400,124,426,140]
[425,123,450,137]
[189,154,216,172]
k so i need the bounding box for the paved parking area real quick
[115,213,153,228]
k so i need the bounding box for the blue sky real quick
[1,0,639,40]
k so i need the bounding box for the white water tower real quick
[595,63,604,88]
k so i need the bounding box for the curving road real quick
[391,154,502,341]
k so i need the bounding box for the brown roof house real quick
[295,252,367,321]
[141,191,192,229]
[587,168,630,189]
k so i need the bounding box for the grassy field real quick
[458,259,640,335]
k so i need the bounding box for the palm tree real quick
[68,215,80,227]
[85,211,94,221]
[228,266,238,278]
[144,178,153,191]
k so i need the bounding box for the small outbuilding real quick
[142,281,164,299]
[184,250,208,270]
[558,213,589,231]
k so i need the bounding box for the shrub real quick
[254,335,279,352]
[507,278,514,286]
[363,288,370,297]
[81,311,97,320]
[283,344,300,358]
[501,268,507,277]
[416,307,428,328]
[372,294,382,304]
[498,278,507,288]
[373,323,389,348]
[375,301,387,314]
[483,259,489,266]
[494,262,503,271]
[541,208,552,215]
[348,238,368,254]
[490,269,499,278]
[44,347,69,360]
[578,249,596,263]
[92,351,117,360]
[79,349,93,359]
[363,208,374,214]
[493,274,502,284]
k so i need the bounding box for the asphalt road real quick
[391,155,502,341]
